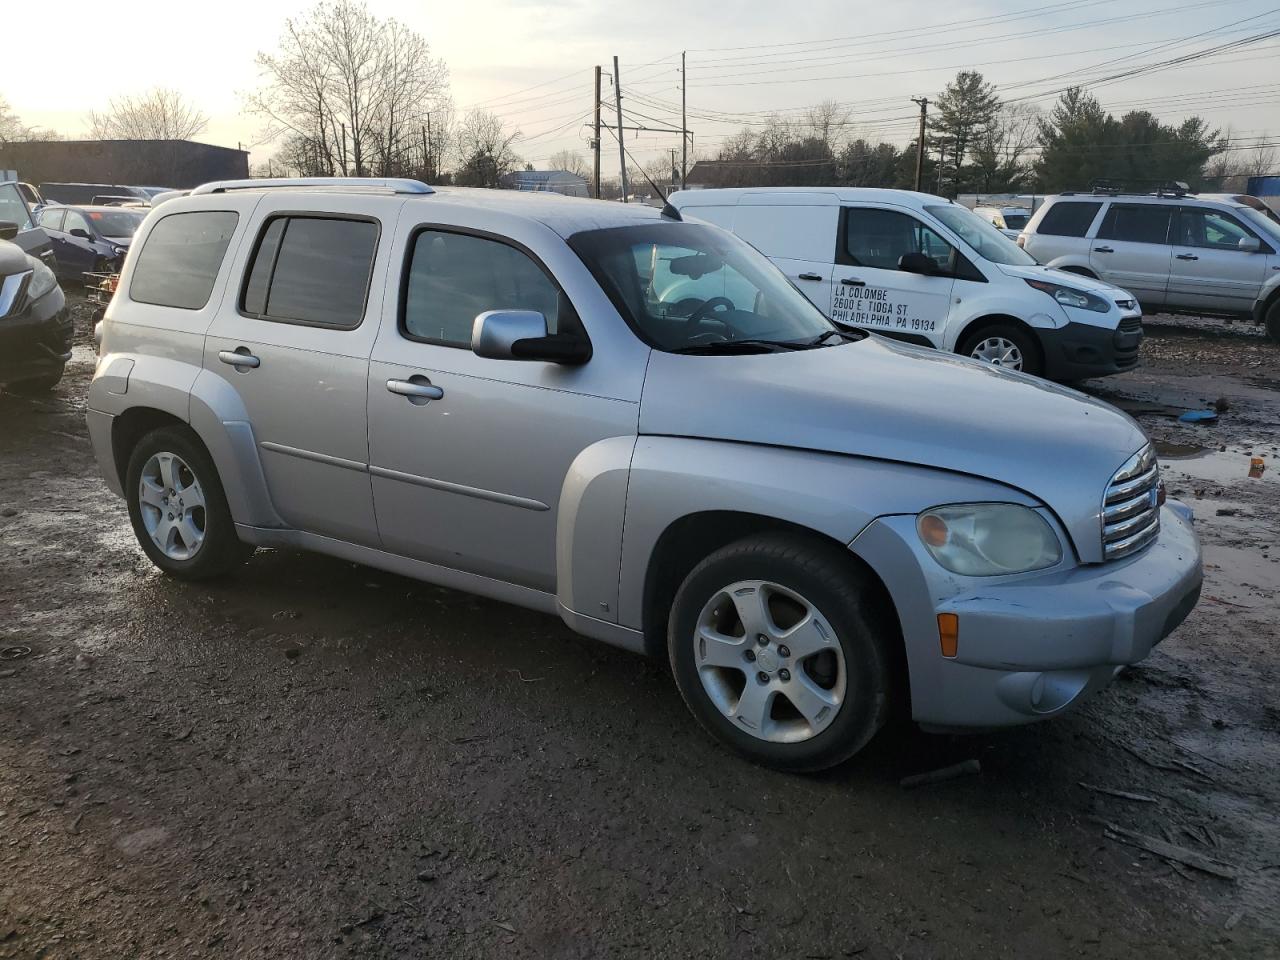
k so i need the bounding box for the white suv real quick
[669,188,1143,380]
[1019,189,1280,340]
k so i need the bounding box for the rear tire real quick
[668,533,896,772]
[1266,299,1280,343]
[5,366,65,395]
[125,425,253,580]
[958,322,1043,377]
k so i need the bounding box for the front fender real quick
[615,436,1037,631]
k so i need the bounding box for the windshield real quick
[1241,205,1280,235]
[87,209,145,238]
[925,204,1037,266]
[567,222,836,352]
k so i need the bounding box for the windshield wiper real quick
[671,338,810,355]
[806,327,868,347]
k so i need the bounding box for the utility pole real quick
[613,56,628,203]
[681,50,688,190]
[426,113,433,180]
[911,97,928,192]
[671,148,678,191]
[593,65,602,199]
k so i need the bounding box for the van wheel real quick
[668,533,895,772]
[125,425,253,580]
[1266,299,1280,343]
[958,323,1043,376]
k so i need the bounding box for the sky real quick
[4,0,1279,174]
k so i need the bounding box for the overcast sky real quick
[6,0,1278,171]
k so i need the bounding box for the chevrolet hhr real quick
[87,178,1203,771]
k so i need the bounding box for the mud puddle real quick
[1157,443,1273,484]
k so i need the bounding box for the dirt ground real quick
[1,298,1278,960]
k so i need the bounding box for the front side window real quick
[567,222,834,352]
[925,204,1036,266]
[402,230,565,347]
[130,211,239,310]
[37,207,65,231]
[0,184,33,231]
[1175,208,1257,251]
[1098,204,1173,245]
[62,210,92,236]
[1036,201,1102,238]
[240,216,378,328]
[843,207,956,271]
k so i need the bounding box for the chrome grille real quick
[1103,444,1160,560]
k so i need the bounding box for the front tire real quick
[1266,298,1280,343]
[125,425,252,580]
[668,533,896,772]
[958,322,1043,377]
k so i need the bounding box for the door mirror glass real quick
[0,220,17,241]
[472,310,589,364]
[70,227,92,239]
[1238,235,1261,253]
[897,252,937,275]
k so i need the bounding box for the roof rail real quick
[190,177,434,196]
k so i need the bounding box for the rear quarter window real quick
[129,211,239,310]
[1035,201,1102,237]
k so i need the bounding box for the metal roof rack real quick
[1060,178,1194,199]
[190,177,434,196]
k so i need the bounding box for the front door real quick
[203,202,391,546]
[1089,203,1173,306]
[830,205,955,347]
[366,226,638,593]
[1167,206,1271,313]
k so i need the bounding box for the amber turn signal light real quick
[937,613,959,658]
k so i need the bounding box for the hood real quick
[103,235,133,247]
[639,337,1148,562]
[996,262,1134,301]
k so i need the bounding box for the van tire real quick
[125,425,253,580]
[958,322,1043,377]
[667,533,895,773]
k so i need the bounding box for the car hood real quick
[103,235,133,246]
[995,262,1133,300]
[638,336,1148,562]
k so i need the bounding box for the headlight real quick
[1024,278,1110,313]
[25,255,58,301]
[917,503,1062,576]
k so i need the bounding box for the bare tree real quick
[453,109,521,188]
[248,0,449,177]
[88,88,208,140]
[970,103,1041,192]
[0,96,29,143]
[548,149,590,179]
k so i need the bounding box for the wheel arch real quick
[1056,264,1099,279]
[953,313,1044,367]
[110,407,188,490]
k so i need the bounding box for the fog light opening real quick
[937,613,959,659]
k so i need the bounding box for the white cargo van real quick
[668,188,1143,379]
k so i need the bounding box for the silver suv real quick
[87,178,1203,771]
[1020,188,1280,340]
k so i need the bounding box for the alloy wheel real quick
[138,452,207,561]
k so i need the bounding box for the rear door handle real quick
[218,348,260,369]
[840,278,866,287]
[387,377,444,404]
[1093,246,1114,254]
[797,272,824,281]
[1175,254,1199,261]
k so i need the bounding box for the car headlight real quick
[1024,278,1110,313]
[917,503,1062,576]
[25,255,58,301]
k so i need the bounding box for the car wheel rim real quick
[138,452,207,561]
[693,579,847,744]
[970,336,1023,370]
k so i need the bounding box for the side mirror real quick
[0,221,18,241]
[70,228,92,240]
[898,252,938,276]
[472,310,590,364]
[1238,236,1261,253]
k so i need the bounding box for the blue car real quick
[35,204,146,282]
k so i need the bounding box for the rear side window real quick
[240,216,378,329]
[401,229,566,347]
[1035,201,1101,237]
[130,211,239,310]
[1098,204,1173,245]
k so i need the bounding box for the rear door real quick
[1090,202,1173,306]
[731,194,838,311]
[202,197,394,547]
[1167,206,1271,313]
[830,204,954,346]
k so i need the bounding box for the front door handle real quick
[1093,246,1114,254]
[1175,253,1199,261]
[840,278,866,287]
[218,348,260,369]
[387,377,444,405]
[797,272,823,281]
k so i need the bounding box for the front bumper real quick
[1037,314,1143,380]
[851,503,1202,730]
[0,287,71,384]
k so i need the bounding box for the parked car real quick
[86,178,1202,772]
[36,205,145,281]
[0,227,70,394]
[38,182,149,205]
[669,187,1143,380]
[973,205,1032,239]
[0,180,57,268]
[1019,189,1280,340]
